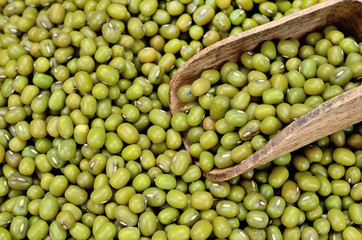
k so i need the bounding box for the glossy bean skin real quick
[297,192,319,211]
[212,216,232,239]
[281,206,300,228]
[9,216,28,239]
[27,219,48,240]
[39,196,58,220]
[297,174,321,192]
[267,196,286,218]
[69,222,91,240]
[343,226,362,240]
[282,180,301,204]
[246,211,269,228]
[327,208,347,232]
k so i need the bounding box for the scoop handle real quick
[205,85,362,181]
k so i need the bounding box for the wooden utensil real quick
[205,85,362,181]
[169,0,362,181]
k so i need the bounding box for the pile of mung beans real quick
[177,26,362,171]
[0,0,361,240]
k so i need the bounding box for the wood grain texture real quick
[205,85,362,181]
[170,0,362,116]
[168,0,362,180]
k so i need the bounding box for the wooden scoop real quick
[205,86,362,181]
[169,0,362,181]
